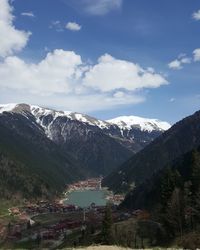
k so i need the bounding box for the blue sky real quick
[0,0,200,123]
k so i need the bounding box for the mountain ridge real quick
[103,109,200,193]
[0,103,171,134]
[0,103,171,177]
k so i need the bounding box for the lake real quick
[64,190,108,208]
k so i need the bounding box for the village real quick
[0,179,137,249]
[0,198,150,249]
[66,178,103,192]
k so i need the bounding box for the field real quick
[33,212,83,225]
[0,200,21,225]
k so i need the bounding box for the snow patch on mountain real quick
[107,116,171,132]
[30,105,109,129]
[0,103,171,133]
[0,103,18,113]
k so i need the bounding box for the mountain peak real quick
[107,115,171,132]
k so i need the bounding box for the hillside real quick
[0,110,84,200]
[103,110,200,193]
[121,147,200,210]
[120,147,200,248]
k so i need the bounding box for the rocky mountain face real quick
[103,110,200,193]
[0,103,170,176]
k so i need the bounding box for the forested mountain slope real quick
[103,110,200,193]
[0,111,84,199]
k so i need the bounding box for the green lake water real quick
[64,190,108,208]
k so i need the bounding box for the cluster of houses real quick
[66,178,102,192]
[0,192,152,247]
[24,201,77,215]
[37,219,83,241]
[106,194,125,205]
[2,197,151,247]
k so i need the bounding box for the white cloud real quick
[83,54,167,92]
[168,60,182,70]
[66,22,81,31]
[67,0,123,16]
[0,0,30,57]
[169,49,200,70]
[168,55,191,70]
[0,51,167,95]
[0,89,145,113]
[49,20,63,32]
[0,50,82,95]
[84,0,122,15]
[180,57,191,64]
[193,48,200,62]
[0,50,167,112]
[21,12,35,18]
[0,0,167,112]
[192,10,200,21]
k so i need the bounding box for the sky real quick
[0,0,200,124]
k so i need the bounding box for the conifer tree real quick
[166,188,185,238]
[191,150,200,195]
[101,204,113,245]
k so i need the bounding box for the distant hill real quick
[103,110,200,193]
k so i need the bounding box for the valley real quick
[1,104,200,249]
[1,0,199,248]
[0,103,169,200]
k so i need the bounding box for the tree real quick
[166,188,185,238]
[7,222,11,234]
[101,205,113,245]
[190,187,200,228]
[36,232,42,246]
[191,150,200,195]
[27,220,31,230]
[183,181,196,231]
[160,169,182,211]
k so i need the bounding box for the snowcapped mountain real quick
[0,103,170,133]
[107,115,171,132]
[30,105,110,130]
[0,103,171,175]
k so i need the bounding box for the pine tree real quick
[190,150,200,195]
[160,169,182,211]
[166,188,185,238]
[101,205,113,245]
[192,187,200,227]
